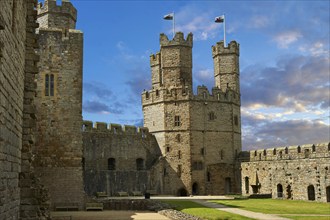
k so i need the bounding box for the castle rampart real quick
[240,142,330,202]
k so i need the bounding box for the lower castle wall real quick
[240,143,330,202]
[83,122,162,196]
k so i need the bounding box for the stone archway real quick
[307,185,315,201]
[277,184,283,198]
[326,186,330,203]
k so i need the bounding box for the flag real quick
[164,13,174,20]
[215,15,225,23]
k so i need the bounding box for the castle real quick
[0,0,329,219]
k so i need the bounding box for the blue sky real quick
[50,0,329,150]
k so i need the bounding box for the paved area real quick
[194,200,290,220]
[51,211,170,220]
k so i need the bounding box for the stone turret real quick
[37,0,77,29]
[150,32,193,92]
[212,40,240,95]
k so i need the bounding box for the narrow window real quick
[166,146,170,153]
[163,168,167,176]
[45,74,49,96]
[234,115,238,126]
[145,91,149,99]
[203,92,207,99]
[273,149,276,155]
[45,74,55,96]
[155,89,159,96]
[50,74,54,96]
[201,148,205,155]
[217,93,220,100]
[136,158,144,170]
[312,144,316,152]
[108,158,116,170]
[12,0,17,33]
[285,147,288,154]
[254,150,257,157]
[208,112,215,121]
[263,149,267,156]
[177,165,182,177]
[220,150,224,160]
[207,172,211,182]
[297,146,301,153]
[174,116,181,126]
[178,150,181,159]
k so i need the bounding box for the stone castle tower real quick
[34,0,85,209]
[142,32,241,195]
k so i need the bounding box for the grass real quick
[279,216,330,220]
[212,198,330,215]
[161,200,255,220]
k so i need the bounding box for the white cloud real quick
[248,15,270,29]
[273,31,302,48]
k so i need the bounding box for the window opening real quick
[174,116,181,126]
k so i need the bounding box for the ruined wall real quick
[240,143,330,202]
[34,0,85,210]
[82,121,162,196]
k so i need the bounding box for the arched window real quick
[108,158,116,170]
[245,177,249,194]
[136,158,144,170]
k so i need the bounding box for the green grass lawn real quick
[212,199,330,215]
[161,200,255,220]
[280,216,330,220]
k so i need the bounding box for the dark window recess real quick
[136,158,144,170]
[174,116,181,126]
[108,158,116,170]
[192,161,203,170]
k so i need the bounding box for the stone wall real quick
[34,0,85,210]
[240,143,330,202]
[82,121,162,196]
[0,0,49,219]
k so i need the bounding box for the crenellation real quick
[160,32,193,47]
[212,40,240,57]
[150,52,161,66]
[242,143,330,162]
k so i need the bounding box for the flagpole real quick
[223,14,226,47]
[173,12,175,38]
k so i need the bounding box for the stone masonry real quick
[240,143,330,202]
[0,0,49,219]
[82,121,162,196]
[34,0,85,210]
[142,33,242,196]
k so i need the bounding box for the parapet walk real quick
[240,142,330,162]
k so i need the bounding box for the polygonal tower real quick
[34,0,85,209]
[142,33,241,196]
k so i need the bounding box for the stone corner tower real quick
[34,0,85,210]
[142,33,241,196]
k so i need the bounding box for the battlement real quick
[37,0,77,29]
[82,121,151,137]
[150,52,161,67]
[240,142,330,162]
[142,85,240,106]
[160,32,193,47]
[212,40,239,57]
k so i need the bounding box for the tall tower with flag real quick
[142,32,241,195]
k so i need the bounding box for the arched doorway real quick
[192,182,199,195]
[277,184,283,198]
[307,185,315,201]
[326,186,330,202]
[245,177,249,194]
[178,188,187,196]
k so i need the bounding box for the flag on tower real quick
[163,13,174,20]
[215,15,225,23]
